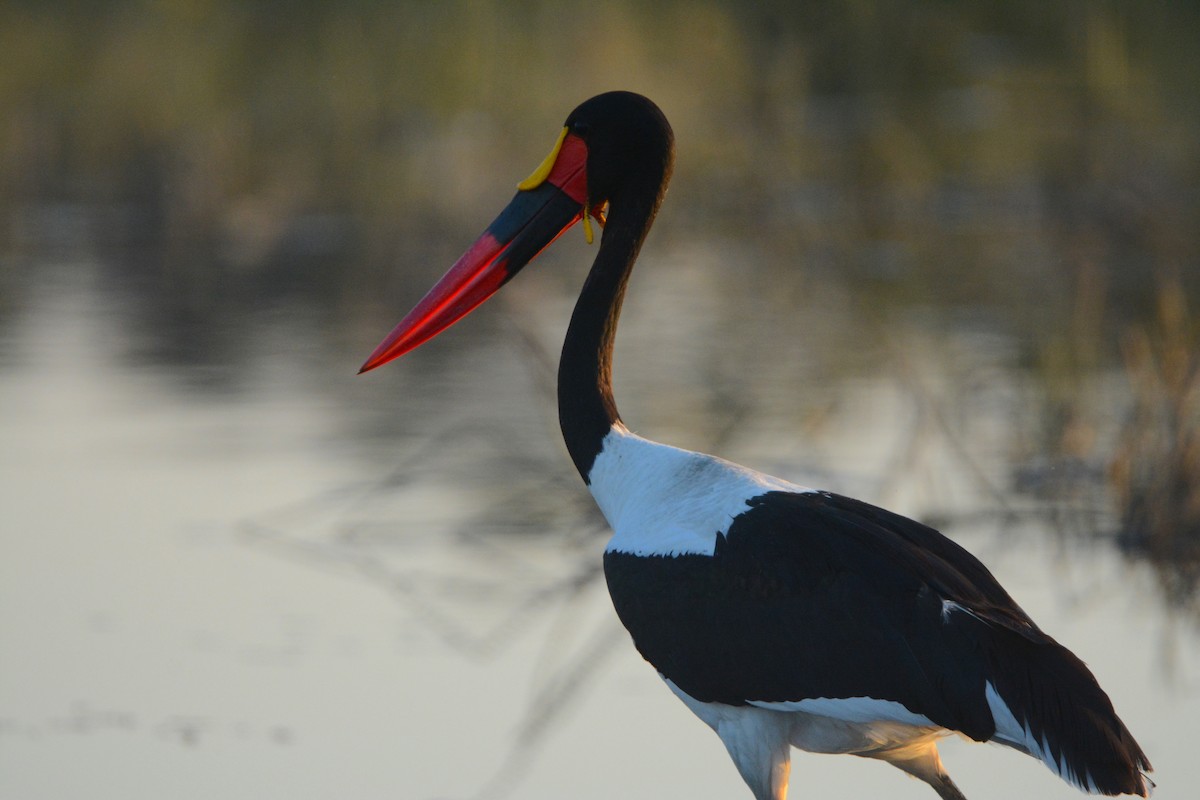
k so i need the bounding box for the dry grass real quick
[1111,275,1200,607]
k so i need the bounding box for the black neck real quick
[557,183,666,481]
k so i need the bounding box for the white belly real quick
[664,677,947,757]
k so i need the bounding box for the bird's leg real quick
[713,709,793,800]
[930,773,969,800]
[868,742,968,800]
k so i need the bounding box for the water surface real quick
[1,260,1194,800]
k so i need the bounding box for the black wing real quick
[603,490,1131,755]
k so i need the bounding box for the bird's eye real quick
[572,122,591,137]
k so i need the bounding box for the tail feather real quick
[983,636,1152,796]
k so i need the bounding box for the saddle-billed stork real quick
[359,92,1152,800]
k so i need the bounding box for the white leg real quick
[716,710,792,800]
[663,680,793,800]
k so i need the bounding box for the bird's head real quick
[560,91,674,217]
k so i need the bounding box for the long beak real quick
[359,132,591,374]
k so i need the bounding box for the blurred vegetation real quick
[1112,277,1200,611]
[2,1,1196,309]
[1,1,1198,599]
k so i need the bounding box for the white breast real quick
[588,424,812,557]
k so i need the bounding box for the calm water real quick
[0,257,1195,800]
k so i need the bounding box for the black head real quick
[564,91,675,210]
